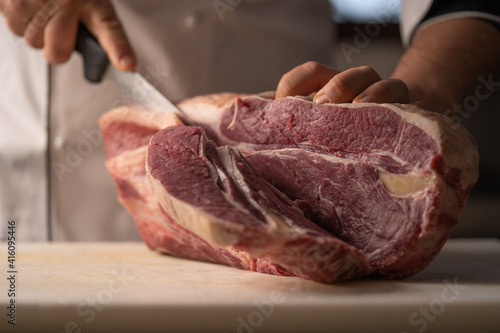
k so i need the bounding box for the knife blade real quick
[105,66,181,114]
[74,23,190,123]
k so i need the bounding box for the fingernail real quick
[357,96,373,103]
[314,94,330,104]
[119,55,135,71]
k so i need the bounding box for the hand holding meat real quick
[277,19,500,115]
[0,0,135,70]
[276,62,409,105]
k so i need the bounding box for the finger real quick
[2,0,39,36]
[314,66,381,104]
[43,2,82,63]
[23,10,46,48]
[276,61,340,98]
[24,0,66,49]
[353,78,409,104]
[82,1,136,71]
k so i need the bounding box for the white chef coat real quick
[400,0,500,46]
[0,0,334,241]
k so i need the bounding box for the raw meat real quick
[100,105,367,282]
[99,93,478,282]
[147,125,370,282]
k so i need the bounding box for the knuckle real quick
[370,79,408,103]
[279,63,312,91]
[357,65,373,72]
[24,19,41,38]
[93,5,120,27]
[99,12,119,26]
[357,65,379,79]
[46,47,70,63]
[24,29,38,43]
[42,0,65,15]
[302,61,324,75]
[373,80,393,99]
[26,36,43,48]
[82,1,121,28]
[330,75,350,97]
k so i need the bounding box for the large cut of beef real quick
[99,93,478,283]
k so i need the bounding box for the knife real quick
[74,23,190,123]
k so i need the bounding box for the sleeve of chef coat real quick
[400,0,500,46]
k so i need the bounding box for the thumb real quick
[81,1,136,71]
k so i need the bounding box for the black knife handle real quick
[75,23,110,83]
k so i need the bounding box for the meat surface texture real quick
[100,93,479,283]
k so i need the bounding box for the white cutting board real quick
[1,239,499,333]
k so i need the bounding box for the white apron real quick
[0,0,333,241]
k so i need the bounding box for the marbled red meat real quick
[99,93,479,282]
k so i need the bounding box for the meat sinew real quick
[99,93,479,283]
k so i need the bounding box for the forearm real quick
[391,17,500,114]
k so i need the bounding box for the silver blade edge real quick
[105,66,191,124]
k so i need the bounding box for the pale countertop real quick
[1,239,499,333]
